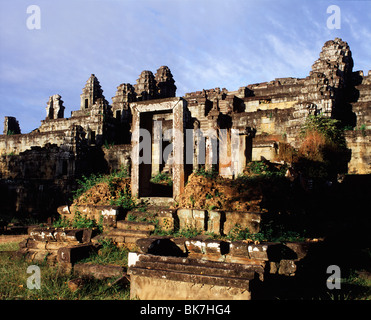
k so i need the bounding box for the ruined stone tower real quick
[80,74,106,110]
[155,66,177,99]
[134,70,157,101]
[111,83,137,119]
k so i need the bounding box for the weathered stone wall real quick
[102,144,131,173]
[0,131,67,156]
[0,143,74,180]
[345,130,371,174]
[177,208,261,235]
[0,178,75,216]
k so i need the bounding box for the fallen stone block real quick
[157,209,176,231]
[20,239,80,250]
[107,228,151,238]
[67,205,120,228]
[128,252,263,300]
[229,241,250,257]
[73,263,126,280]
[247,243,269,260]
[57,243,97,265]
[17,248,58,264]
[28,227,92,243]
[116,220,155,232]
[176,208,193,230]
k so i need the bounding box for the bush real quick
[300,115,346,148]
[73,166,130,200]
[296,115,348,179]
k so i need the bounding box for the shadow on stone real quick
[147,238,187,257]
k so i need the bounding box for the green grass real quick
[79,239,129,266]
[0,242,129,300]
[0,242,20,252]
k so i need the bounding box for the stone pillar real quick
[151,120,162,175]
[172,99,185,198]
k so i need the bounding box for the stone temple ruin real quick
[0,38,370,299]
[1,38,370,214]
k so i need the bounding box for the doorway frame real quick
[130,97,186,199]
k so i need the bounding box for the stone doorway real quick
[130,97,188,200]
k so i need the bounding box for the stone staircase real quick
[95,197,176,248]
[139,197,176,207]
[97,220,156,249]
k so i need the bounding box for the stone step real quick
[129,267,251,289]
[116,220,155,232]
[128,252,260,289]
[127,207,176,219]
[28,227,92,243]
[133,257,258,280]
[105,234,148,244]
[107,228,151,237]
[139,197,176,207]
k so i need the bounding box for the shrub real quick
[73,166,130,200]
[300,115,346,148]
[295,115,348,179]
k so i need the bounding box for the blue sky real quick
[0,0,370,133]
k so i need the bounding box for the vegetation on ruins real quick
[71,166,146,211]
[176,162,287,212]
[225,223,305,243]
[72,166,130,200]
[52,209,104,232]
[281,114,349,180]
[150,171,173,187]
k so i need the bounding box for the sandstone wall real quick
[345,130,371,174]
[0,131,67,156]
[102,144,131,173]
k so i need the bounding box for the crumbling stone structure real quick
[46,94,65,120]
[0,38,370,215]
[3,116,21,135]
